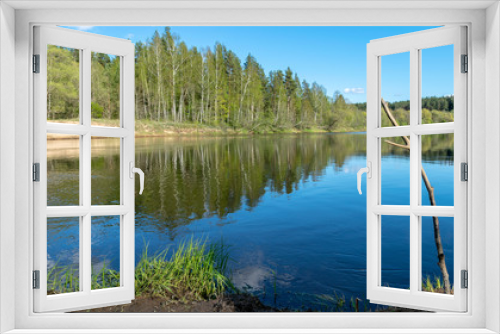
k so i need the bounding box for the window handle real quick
[357,162,372,195]
[129,162,145,195]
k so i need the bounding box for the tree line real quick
[354,95,454,125]
[354,95,454,113]
[47,27,453,131]
[134,27,366,131]
[47,28,364,131]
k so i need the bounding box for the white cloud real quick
[343,87,365,94]
[72,26,95,31]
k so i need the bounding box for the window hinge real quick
[33,54,40,73]
[461,54,468,73]
[461,162,468,181]
[33,163,40,182]
[461,270,468,289]
[33,270,40,289]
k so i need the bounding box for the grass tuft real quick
[135,237,233,300]
[48,238,233,301]
[422,275,452,294]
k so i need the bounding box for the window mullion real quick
[82,47,92,294]
[409,47,420,294]
[413,123,454,135]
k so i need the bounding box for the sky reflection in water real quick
[47,133,454,310]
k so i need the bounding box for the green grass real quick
[48,240,449,311]
[49,118,343,137]
[47,264,79,293]
[91,261,120,290]
[135,238,233,300]
[48,238,233,300]
[47,261,119,293]
[422,275,453,294]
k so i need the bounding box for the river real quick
[46,132,455,310]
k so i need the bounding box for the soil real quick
[76,293,281,313]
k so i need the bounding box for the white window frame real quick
[33,26,136,312]
[0,2,499,333]
[366,26,467,312]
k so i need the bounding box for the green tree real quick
[47,45,80,120]
[48,28,454,133]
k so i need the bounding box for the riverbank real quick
[79,293,280,313]
[66,238,283,313]
[50,237,432,313]
[134,120,328,137]
[79,293,423,313]
[46,119,365,138]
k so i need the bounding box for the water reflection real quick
[47,133,454,310]
[133,134,368,239]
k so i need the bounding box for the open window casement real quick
[33,26,141,312]
[362,26,467,312]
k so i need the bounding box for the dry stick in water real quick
[381,98,451,294]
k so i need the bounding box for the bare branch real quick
[381,98,411,148]
[384,140,410,150]
[381,98,451,294]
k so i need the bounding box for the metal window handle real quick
[357,162,372,195]
[129,161,144,195]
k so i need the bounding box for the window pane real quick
[380,52,410,127]
[421,134,454,206]
[47,134,80,206]
[91,216,121,290]
[91,52,120,127]
[381,215,410,289]
[381,136,410,205]
[47,45,80,123]
[47,217,80,294]
[421,216,454,294]
[421,45,454,124]
[91,137,121,205]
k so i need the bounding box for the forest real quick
[354,95,454,126]
[47,27,454,133]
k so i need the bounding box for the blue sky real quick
[67,26,453,103]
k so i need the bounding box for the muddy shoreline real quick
[77,293,282,313]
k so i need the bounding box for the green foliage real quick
[47,46,121,121]
[356,96,454,127]
[91,52,121,120]
[135,238,232,300]
[91,261,120,290]
[355,95,454,113]
[48,29,454,133]
[47,261,120,294]
[47,264,79,293]
[329,91,366,131]
[422,275,453,294]
[91,102,104,119]
[47,238,232,301]
[48,29,363,132]
[47,45,80,120]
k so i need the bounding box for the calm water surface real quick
[47,133,454,310]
